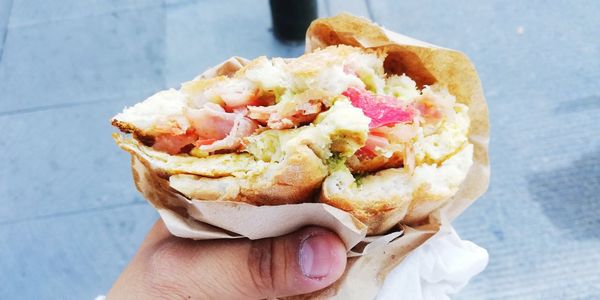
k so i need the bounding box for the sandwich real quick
[112,29,474,235]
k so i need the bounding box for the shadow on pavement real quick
[527,147,600,240]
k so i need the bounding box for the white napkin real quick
[377,227,489,300]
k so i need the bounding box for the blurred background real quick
[0,0,598,299]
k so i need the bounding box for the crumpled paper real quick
[377,227,489,300]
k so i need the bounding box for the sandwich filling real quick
[113,45,470,180]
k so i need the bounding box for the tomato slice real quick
[355,134,390,159]
[355,147,377,160]
[342,87,414,128]
[343,87,416,161]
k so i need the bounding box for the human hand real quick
[107,220,347,299]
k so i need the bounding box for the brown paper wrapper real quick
[119,13,489,299]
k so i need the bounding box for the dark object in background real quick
[269,0,318,41]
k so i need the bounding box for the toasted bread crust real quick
[169,144,328,206]
[320,190,410,235]
[115,132,329,206]
[111,119,155,146]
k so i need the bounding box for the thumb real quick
[241,226,348,298]
[109,221,347,299]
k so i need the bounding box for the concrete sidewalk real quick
[1,1,598,299]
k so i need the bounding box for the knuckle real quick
[247,238,277,296]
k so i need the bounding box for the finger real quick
[138,226,347,299]
[106,219,172,300]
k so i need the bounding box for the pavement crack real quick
[0,201,147,226]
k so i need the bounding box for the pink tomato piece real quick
[342,87,414,128]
